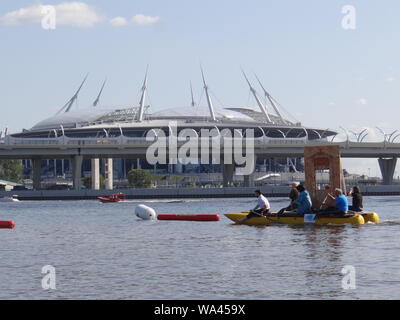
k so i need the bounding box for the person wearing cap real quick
[277,182,299,215]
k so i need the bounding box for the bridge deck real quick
[1,138,399,159]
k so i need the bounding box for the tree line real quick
[0,160,23,182]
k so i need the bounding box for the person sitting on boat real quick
[321,188,349,216]
[278,182,299,215]
[237,190,270,224]
[293,184,312,215]
[348,186,363,212]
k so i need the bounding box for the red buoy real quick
[0,221,15,229]
[157,214,220,222]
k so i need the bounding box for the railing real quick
[2,135,305,145]
[2,134,400,149]
[8,139,61,145]
[264,138,308,145]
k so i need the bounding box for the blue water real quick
[0,196,399,300]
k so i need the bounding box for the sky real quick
[1,0,400,176]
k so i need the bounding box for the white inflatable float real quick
[135,204,157,220]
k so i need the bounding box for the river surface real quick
[0,196,399,300]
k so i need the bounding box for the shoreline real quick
[2,185,400,201]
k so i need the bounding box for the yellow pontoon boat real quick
[360,212,380,223]
[225,211,379,226]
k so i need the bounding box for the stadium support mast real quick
[242,70,272,123]
[201,67,216,121]
[190,81,196,107]
[93,78,107,107]
[137,67,148,122]
[57,74,89,114]
[254,74,284,122]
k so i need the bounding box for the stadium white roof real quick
[31,106,264,131]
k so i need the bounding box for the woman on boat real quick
[348,186,363,212]
[292,184,312,215]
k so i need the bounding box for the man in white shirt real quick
[237,190,271,224]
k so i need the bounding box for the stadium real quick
[8,70,337,182]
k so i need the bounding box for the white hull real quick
[0,197,20,202]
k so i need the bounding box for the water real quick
[0,196,399,300]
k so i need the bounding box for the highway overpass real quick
[1,136,398,189]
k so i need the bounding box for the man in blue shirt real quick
[323,188,349,216]
[293,184,312,215]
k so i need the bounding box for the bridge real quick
[1,135,398,189]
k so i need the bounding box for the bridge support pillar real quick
[32,158,41,190]
[243,174,254,188]
[91,158,100,190]
[105,158,113,190]
[72,155,83,190]
[378,157,397,185]
[175,162,183,174]
[222,163,235,187]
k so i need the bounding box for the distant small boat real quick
[0,195,20,202]
[97,193,126,203]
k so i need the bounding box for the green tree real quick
[0,160,24,182]
[128,169,152,188]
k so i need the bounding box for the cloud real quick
[109,14,160,27]
[109,16,129,27]
[131,14,160,25]
[1,3,160,28]
[1,2,104,28]
[328,102,336,106]
[356,98,368,106]
[1,5,42,25]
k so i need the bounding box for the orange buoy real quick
[157,214,220,222]
[0,221,15,229]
